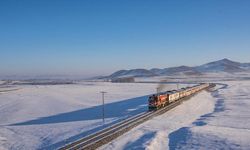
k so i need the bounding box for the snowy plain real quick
[0,81,188,150]
[101,79,250,150]
[1,75,250,150]
[100,91,215,150]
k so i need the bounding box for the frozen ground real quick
[101,80,250,150]
[0,81,187,150]
[169,81,250,150]
[1,78,250,150]
[100,90,215,150]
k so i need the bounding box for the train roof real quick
[153,83,209,95]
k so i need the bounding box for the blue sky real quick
[1,0,250,77]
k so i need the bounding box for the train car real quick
[168,91,180,103]
[179,88,186,98]
[148,90,178,110]
[148,83,211,111]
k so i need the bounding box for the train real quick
[148,83,213,110]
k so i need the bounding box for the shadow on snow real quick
[169,127,191,150]
[191,83,228,127]
[123,132,156,150]
[10,95,149,126]
[168,83,229,149]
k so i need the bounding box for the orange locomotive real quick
[148,83,211,110]
[148,94,169,109]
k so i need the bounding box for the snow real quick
[0,82,187,149]
[172,81,250,150]
[100,80,250,150]
[1,77,250,149]
[99,91,215,150]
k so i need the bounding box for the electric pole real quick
[156,87,160,101]
[156,87,160,95]
[100,91,107,125]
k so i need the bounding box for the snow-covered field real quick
[100,91,215,150]
[1,78,250,150]
[101,80,250,150]
[172,81,250,150]
[0,81,187,150]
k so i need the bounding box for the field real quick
[0,81,188,149]
[0,77,250,150]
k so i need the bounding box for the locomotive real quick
[148,83,211,110]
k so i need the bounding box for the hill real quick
[107,59,250,79]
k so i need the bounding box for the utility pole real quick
[156,87,160,101]
[100,91,107,125]
[156,87,160,95]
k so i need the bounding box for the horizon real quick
[0,58,249,80]
[1,0,250,78]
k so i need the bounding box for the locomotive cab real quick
[148,95,158,110]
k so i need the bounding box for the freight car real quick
[148,83,211,110]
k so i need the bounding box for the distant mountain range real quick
[107,59,250,79]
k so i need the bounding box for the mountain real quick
[108,59,250,79]
[196,58,244,73]
[241,63,250,70]
[109,69,156,79]
[161,66,199,75]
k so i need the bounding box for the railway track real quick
[59,99,183,150]
[59,84,215,150]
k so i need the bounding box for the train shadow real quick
[9,95,150,149]
[10,95,149,126]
